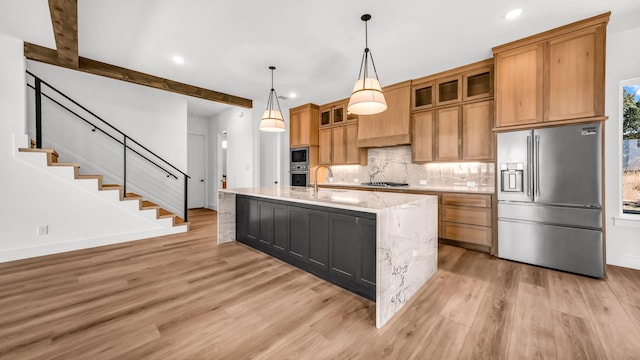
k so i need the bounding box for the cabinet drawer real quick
[441,193,491,208]
[442,205,492,227]
[441,222,492,246]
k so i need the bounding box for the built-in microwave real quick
[290,146,309,165]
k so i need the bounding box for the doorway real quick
[187,133,206,208]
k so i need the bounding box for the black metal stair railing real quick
[25,70,190,221]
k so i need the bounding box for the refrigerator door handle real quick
[526,135,532,197]
[535,135,541,197]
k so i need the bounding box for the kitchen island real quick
[218,186,438,328]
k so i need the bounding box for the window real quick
[622,80,640,215]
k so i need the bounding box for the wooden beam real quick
[48,0,78,68]
[24,43,253,109]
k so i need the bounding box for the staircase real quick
[19,141,190,231]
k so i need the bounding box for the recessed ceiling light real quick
[289,92,297,99]
[172,55,185,64]
[505,9,523,20]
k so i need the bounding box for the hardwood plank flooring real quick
[0,208,639,359]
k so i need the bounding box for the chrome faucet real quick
[313,165,333,193]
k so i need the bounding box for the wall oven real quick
[290,146,309,187]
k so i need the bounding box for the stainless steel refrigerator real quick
[497,122,604,278]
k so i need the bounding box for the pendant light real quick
[347,14,387,116]
[259,66,286,132]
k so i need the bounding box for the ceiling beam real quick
[48,0,78,68]
[24,43,253,109]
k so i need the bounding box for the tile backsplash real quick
[328,146,494,188]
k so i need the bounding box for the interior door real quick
[187,133,206,208]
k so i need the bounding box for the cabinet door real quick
[436,75,462,106]
[318,128,332,165]
[328,213,359,280]
[463,66,493,101]
[258,201,274,247]
[332,105,345,126]
[436,106,461,161]
[462,101,494,160]
[495,43,543,127]
[308,209,329,270]
[412,80,434,111]
[272,203,288,253]
[545,25,605,121]
[288,207,309,259]
[345,123,361,164]
[357,82,411,147]
[289,109,304,148]
[319,105,332,128]
[332,126,346,164]
[412,111,435,162]
[236,196,258,245]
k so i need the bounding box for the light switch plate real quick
[37,225,48,235]
[419,180,427,185]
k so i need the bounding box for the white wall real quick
[26,60,188,170]
[0,34,183,263]
[208,106,259,209]
[604,21,640,270]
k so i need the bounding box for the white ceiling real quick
[2,0,640,117]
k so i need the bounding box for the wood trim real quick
[48,0,78,68]
[356,134,411,148]
[492,12,611,54]
[492,116,608,132]
[24,43,253,109]
[289,103,319,112]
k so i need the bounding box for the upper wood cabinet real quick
[412,59,493,112]
[357,81,412,148]
[436,107,461,161]
[494,44,543,127]
[289,103,319,148]
[545,25,606,122]
[462,101,494,160]
[318,128,332,165]
[319,100,357,128]
[493,12,609,129]
[412,110,435,162]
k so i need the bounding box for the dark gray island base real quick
[236,195,376,301]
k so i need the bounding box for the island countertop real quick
[219,186,436,213]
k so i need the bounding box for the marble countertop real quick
[315,182,495,194]
[219,186,436,214]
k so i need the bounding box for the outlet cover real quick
[37,225,48,235]
[419,180,427,185]
[466,181,477,187]
[353,178,359,183]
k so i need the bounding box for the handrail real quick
[26,70,190,178]
[26,70,190,221]
[26,83,179,179]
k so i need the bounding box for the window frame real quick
[618,77,640,220]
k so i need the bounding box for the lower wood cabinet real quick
[440,192,493,248]
[236,195,376,300]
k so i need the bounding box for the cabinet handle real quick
[526,135,532,197]
[535,135,540,197]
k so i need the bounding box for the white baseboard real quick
[0,226,187,264]
[607,251,640,270]
[208,203,218,211]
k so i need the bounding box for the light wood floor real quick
[1,209,639,359]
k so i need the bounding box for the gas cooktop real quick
[361,182,409,187]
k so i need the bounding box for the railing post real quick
[184,175,188,222]
[35,78,42,148]
[123,137,127,197]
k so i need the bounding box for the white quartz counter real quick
[217,186,438,328]
[220,186,435,213]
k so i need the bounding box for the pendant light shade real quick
[348,14,387,116]
[259,66,286,132]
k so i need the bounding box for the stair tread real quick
[19,147,59,156]
[50,162,80,167]
[76,175,103,179]
[101,184,123,189]
[141,200,159,208]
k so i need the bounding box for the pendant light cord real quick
[357,15,380,90]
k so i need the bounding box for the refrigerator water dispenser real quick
[500,163,524,193]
